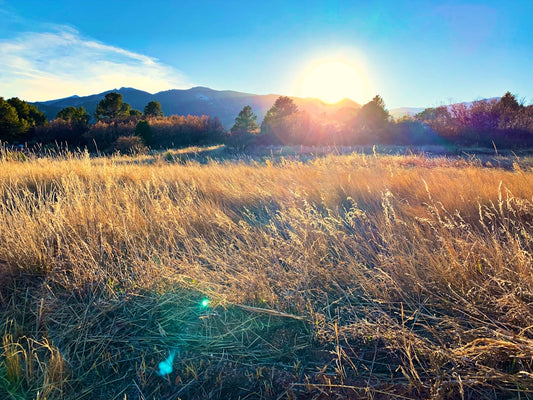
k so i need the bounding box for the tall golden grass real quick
[0,147,532,399]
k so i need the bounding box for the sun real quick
[297,60,370,104]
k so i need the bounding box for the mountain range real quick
[31,87,504,128]
[31,87,367,129]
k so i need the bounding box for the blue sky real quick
[0,0,532,107]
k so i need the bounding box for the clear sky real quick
[0,0,532,107]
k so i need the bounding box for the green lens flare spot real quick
[201,299,210,307]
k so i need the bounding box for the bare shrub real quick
[113,135,147,155]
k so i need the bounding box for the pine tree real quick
[95,92,132,121]
[231,105,259,135]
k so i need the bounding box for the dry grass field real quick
[1,146,533,399]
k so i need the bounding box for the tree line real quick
[1,90,532,152]
[229,92,533,149]
[410,92,533,147]
[0,93,224,152]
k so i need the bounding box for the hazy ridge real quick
[32,87,362,129]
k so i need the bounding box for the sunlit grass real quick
[0,147,532,398]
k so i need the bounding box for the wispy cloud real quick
[0,26,192,101]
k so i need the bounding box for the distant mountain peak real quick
[189,86,214,91]
[117,87,154,94]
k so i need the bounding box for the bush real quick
[149,115,224,148]
[83,120,137,152]
[112,136,147,155]
[135,120,152,146]
[33,118,88,146]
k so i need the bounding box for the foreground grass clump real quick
[0,147,532,399]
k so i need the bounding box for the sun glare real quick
[298,60,370,104]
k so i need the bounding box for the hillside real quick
[32,87,361,129]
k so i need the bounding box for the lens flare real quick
[158,350,176,376]
[201,298,210,307]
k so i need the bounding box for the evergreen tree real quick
[57,106,90,125]
[144,101,163,117]
[95,92,132,121]
[0,97,46,142]
[231,105,259,135]
[135,120,152,145]
[129,109,143,117]
[0,98,24,142]
[261,96,298,129]
[260,96,298,143]
[7,98,29,121]
[497,92,522,113]
[354,95,390,143]
[495,92,523,130]
[357,95,389,129]
[7,97,46,128]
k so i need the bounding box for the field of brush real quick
[1,146,533,399]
